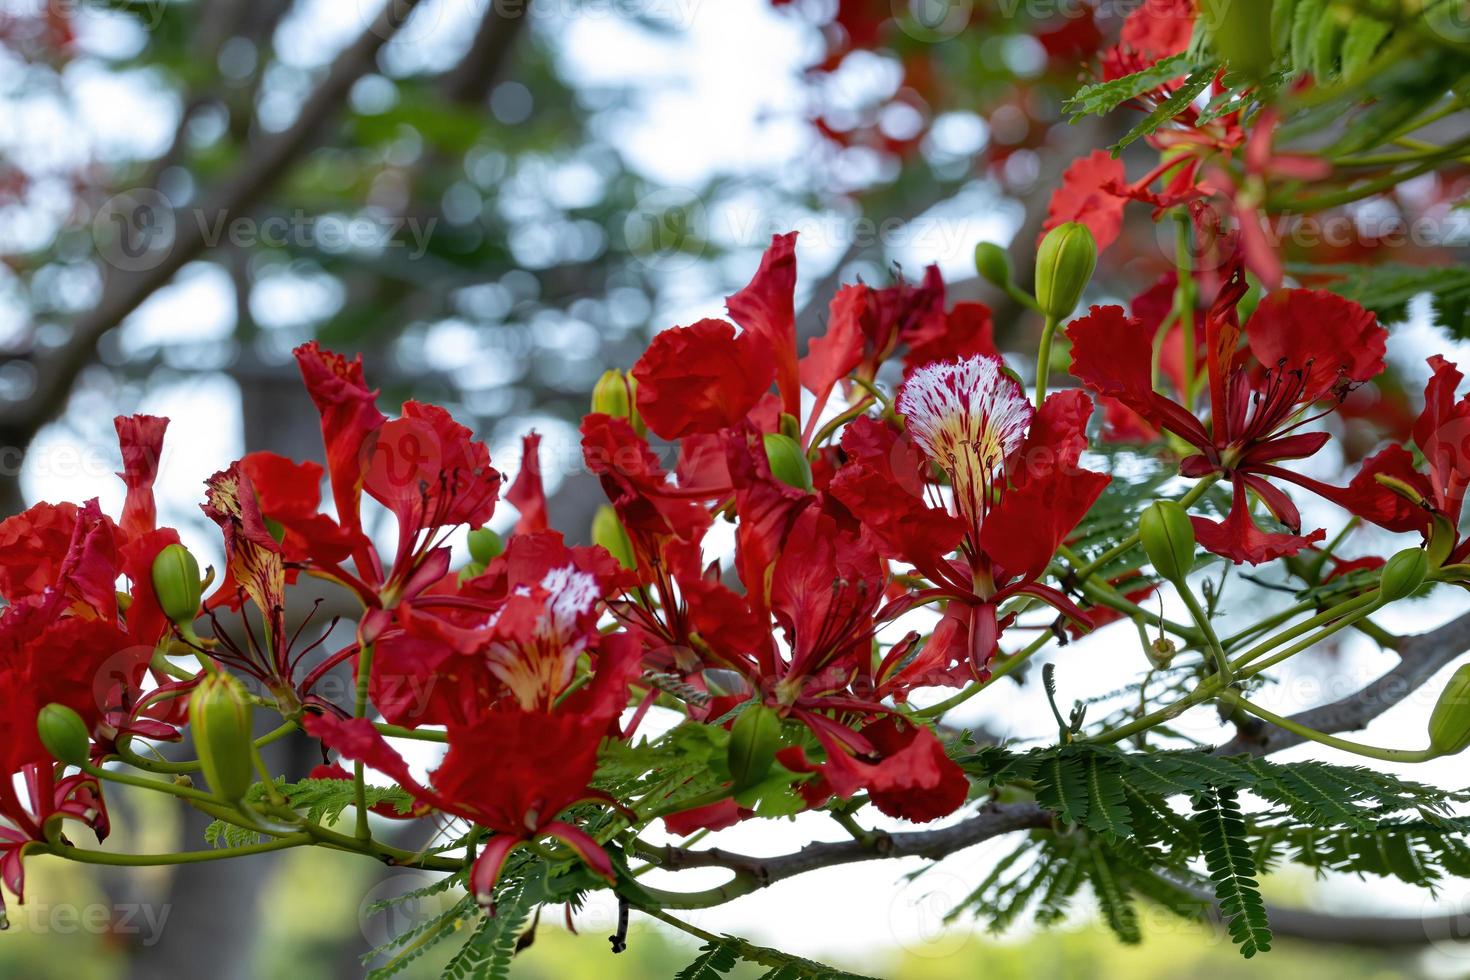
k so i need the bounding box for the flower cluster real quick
[0,221,1463,929]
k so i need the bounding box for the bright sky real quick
[14,0,1470,970]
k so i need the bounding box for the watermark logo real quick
[92,189,176,273]
[359,870,465,952]
[623,187,708,272]
[891,0,973,43]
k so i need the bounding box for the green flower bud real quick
[974,241,1012,289]
[1379,548,1429,602]
[1200,0,1275,79]
[467,527,502,565]
[592,368,631,417]
[592,369,645,435]
[1139,500,1197,584]
[37,703,91,767]
[727,704,781,790]
[592,505,636,570]
[189,673,255,802]
[151,543,202,626]
[1429,663,1470,756]
[1034,222,1097,320]
[457,561,487,586]
[762,433,812,491]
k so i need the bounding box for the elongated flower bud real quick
[1140,500,1196,584]
[592,369,645,435]
[727,704,781,790]
[762,433,812,491]
[592,505,636,570]
[189,673,255,802]
[974,241,1012,290]
[1200,0,1274,79]
[1035,222,1097,320]
[1379,548,1428,602]
[467,527,502,565]
[151,543,202,627]
[37,703,91,767]
[1429,664,1470,756]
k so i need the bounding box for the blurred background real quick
[0,0,1467,976]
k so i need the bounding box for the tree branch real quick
[4,0,427,451]
[634,802,1054,909]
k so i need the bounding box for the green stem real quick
[809,396,876,452]
[913,631,1050,720]
[42,835,311,867]
[372,722,448,743]
[1230,590,1381,671]
[1234,597,1385,680]
[1086,677,1226,745]
[1224,693,1436,763]
[352,641,376,841]
[1035,314,1061,407]
[116,721,299,775]
[1176,582,1230,681]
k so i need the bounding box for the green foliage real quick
[439,874,541,980]
[1064,55,1193,119]
[955,743,1465,956]
[1113,70,1216,154]
[204,777,414,848]
[672,934,879,980]
[1194,787,1271,957]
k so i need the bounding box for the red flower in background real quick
[1067,259,1387,563]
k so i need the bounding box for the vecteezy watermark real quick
[890,0,974,42]
[6,0,169,31]
[623,188,986,271]
[359,870,465,952]
[622,187,709,273]
[3,902,171,946]
[1158,207,1470,272]
[91,191,438,271]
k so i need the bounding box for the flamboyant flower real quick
[832,355,1110,681]
[287,342,502,616]
[306,585,643,905]
[1305,356,1470,567]
[1067,258,1387,563]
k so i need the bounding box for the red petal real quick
[902,301,998,375]
[506,432,549,535]
[800,283,866,405]
[631,319,775,439]
[1066,305,1210,447]
[1245,289,1385,401]
[1191,481,1325,564]
[294,342,387,544]
[1044,151,1128,251]
[1414,355,1470,521]
[114,414,167,539]
[727,232,799,417]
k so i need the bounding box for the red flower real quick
[1102,0,1195,79]
[631,318,775,439]
[307,627,641,905]
[1044,151,1128,250]
[1067,261,1386,563]
[833,355,1109,681]
[1306,356,1470,564]
[778,715,968,823]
